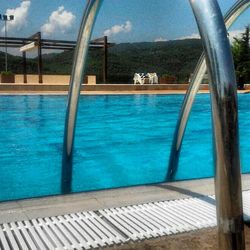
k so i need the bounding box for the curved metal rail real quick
[167,0,250,180]
[62,0,245,248]
[189,0,244,248]
[61,0,103,193]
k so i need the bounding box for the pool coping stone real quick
[0,174,250,224]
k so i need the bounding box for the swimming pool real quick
[0,94,249,202]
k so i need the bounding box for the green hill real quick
[0,51,37,74]
[0,39,203,83]
[107,39,203,82]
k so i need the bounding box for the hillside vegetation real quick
[0,39,203,83]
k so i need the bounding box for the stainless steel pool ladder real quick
[62,0,247,248]
[168,0,250,181]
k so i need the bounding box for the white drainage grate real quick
[0,211,127,250]
[98,195,217,241]
[1,190,250,249]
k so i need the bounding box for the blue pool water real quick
[0,94,250,201]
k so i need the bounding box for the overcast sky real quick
[0,0,249,45]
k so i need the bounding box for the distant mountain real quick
[0,51,37,74]
[0,39,203,83]
[42,53,61,60]
[106,39,203,82]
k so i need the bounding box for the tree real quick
[232,25,250,87]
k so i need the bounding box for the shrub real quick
[1,71,14,76]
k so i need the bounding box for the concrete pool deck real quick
[0,83,249,95]
[1,176,250,249]
[0,83,195,95]
[1,174,250,224]
[0,89,249,96]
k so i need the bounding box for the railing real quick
[62,0,246,248]
[168,0,250,181]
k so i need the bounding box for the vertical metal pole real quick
[61,0,103,194]
[167,0,250,180]
[4,20,7,72]
[37,32,43,84]
[189,0,245,249]
[22,50,27,83]
[103,36,108,83]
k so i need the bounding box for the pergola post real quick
[103,36,108,83]
[22,49,27,84]
[37,32,43,84]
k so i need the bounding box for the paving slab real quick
[0,175,249,224]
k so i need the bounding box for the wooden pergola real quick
[0,32,114,83]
